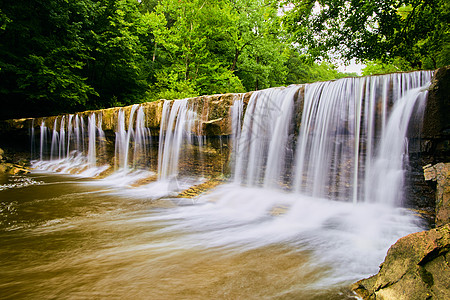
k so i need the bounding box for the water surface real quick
[0,172,424,299]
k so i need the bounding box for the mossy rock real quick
[352,224,450,300]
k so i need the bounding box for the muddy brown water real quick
[2,171,419,299]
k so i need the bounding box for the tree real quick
[0,0,151,119]
[361,57,412,76]
[86,0,151,107]
[147,0,245,100]
[230,0,290,90]
[0,0,97,118]
[282,0,450,69]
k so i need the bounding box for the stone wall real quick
[0,92,253,137]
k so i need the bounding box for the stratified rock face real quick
[352,224,450,300]
[422,65,450,160]
[0,93,252,136]
[424,163,450,227]
[423,66,450,135]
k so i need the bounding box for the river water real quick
[0,171,424,299]
[1,71,432,299]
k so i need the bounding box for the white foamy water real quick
[127,183,424,286]
[31,152,110,178]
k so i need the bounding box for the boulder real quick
[352,224,450,300]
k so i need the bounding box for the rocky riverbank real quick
[0,148,30,175]
[352,224,449,300]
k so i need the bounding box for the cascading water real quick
[234,87,297,187]
[39,120,48,161]
[32,112,109,176]
[29,71,433,204]
[16,70,438,298]
[50,118,60,160]
[58,116,66,160]
[133,106,152,169]
[231,71,432,206]
[114,105,153,173]
[368,86,429,205]
[295,72,431,204]
[87,114,97,168]
[158,99,197,180]
[230,95,244,177]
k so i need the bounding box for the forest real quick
[0,0,449,119]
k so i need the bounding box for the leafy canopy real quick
[0,0,358,119]
[282,0,450,69]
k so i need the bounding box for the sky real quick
[338,60,366,75]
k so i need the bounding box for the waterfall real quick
[66,114,73,157]
[58,116,66,160]
[87,114,97,168]
[97,113,106,166]
[30,119,35,159]
[133,106,152,169]
[114,105,152,172]
[29,70,433,205]
[114,106,138,171]
[50,118,60,160]
[231,70,432,205]
[74,115,84,153]
[368,85,429,205]
[39,120,48,161]
[158,99,197,180]
[233,87,298,187]
[32,112,109,176]
[230,95,244,178]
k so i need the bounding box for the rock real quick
[0,148,30,174]
[424,163,450,226]
[422,66,450,139]
[177,178,224,198]
[352,224,450,300]
[9,164,30,175]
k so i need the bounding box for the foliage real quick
[361,57,413,76]
[0,0,150,118]
[0,0,359,119]
[282,0,450,70]
[284,49,355,83]
[147,0,245,99]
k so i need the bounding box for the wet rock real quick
[352,224,450,300]
[0,148,30,175]
[424,163,450,226]
[177,177,225,198]
[423,66,450,141]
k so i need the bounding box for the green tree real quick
[230,0,290,90]
[282,0,450,69]
[86,0,151,107]
[0,0,151,119]
[361,57,412,76]
[0,0,97,117]
[147,0,245,100]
